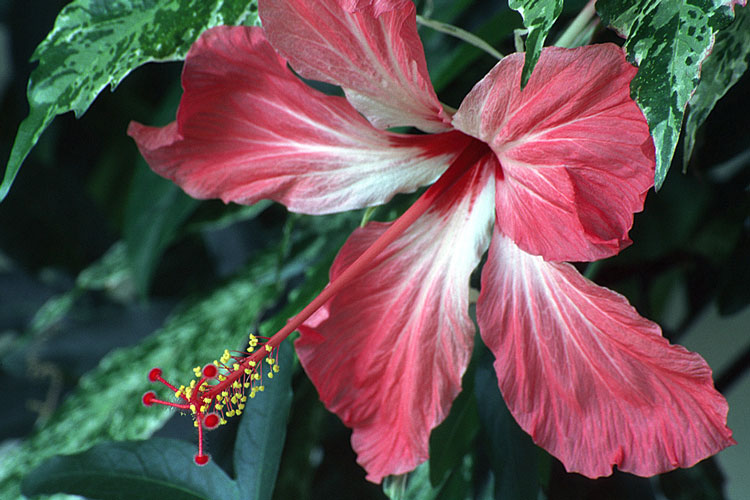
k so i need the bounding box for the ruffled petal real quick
[259,0,450,132]
[128,26,469,215]
[296,157,496,482]
[476,228,734,478]
[453,44,654,262]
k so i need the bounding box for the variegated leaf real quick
[509,0,563,88]
[1,0,259,202]
[684,3,750,167]
[597,0,745,189]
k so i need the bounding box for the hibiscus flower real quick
[129,0,733,484]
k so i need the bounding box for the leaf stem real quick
[554,0,598,48]
[416,15,504,60]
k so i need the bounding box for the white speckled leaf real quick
[509,0,563,88]
[684,4,750,167]
[597,0,744,189]
[0,0,259,202]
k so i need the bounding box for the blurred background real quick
[1,1,748,499]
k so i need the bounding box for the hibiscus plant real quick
[1,0,748,499]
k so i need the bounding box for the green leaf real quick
[75,242,136,295]
[384,457,478,500]
[233,341,294,500]
[124,167,199,296]
[383,462,442,500]
[475,353,540,500]
[428,381,479,486]
[684,3,750,167]
[597,0,741,189]
[123,83,198,297]
[1,0,259,203]
[21,438,240,500]
[509,0,563,88]
[659,457,728,500]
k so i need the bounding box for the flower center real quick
[142,139,491,464]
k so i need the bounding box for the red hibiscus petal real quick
[477,228,734,478]
[340,0,405,15]
[453,44,655,262]
[259,0,451,132]
[128,26,469,214]
[296,157,496,482]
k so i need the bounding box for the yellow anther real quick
[218,375,226,381]
[233,363,240,371]
[220,350,231,363]
[244,382,250,388]
[189,380,197,389]
[266,357,275,365]
[190,404,196,413]
[231,396,238,404]
[249,361,256,367]
[194,421,199,428]
[253,373,261,381]
[226,410,235,417]
[247,347,254,353]
[268,372,274,379]
[220,418,227,425]
[265,344,272,352]
[241,396,247,402]
[232,381,241,389]
[215,404,223,410]
[175,390,182,398]
[238,403,245,410]
[235,410,242,416]
[203,398,211,404]
[273,365,280,373]
[244,369,251,375]
[250,391,256,399]
[258,386,265,392]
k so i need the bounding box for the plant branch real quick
[416,15,504,60]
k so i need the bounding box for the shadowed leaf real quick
[1,0,259,202]
[22,438,240,500]
[684,4,750,167]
